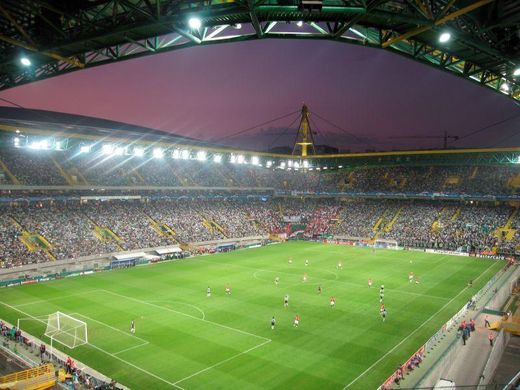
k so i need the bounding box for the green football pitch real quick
[0,241,503,389]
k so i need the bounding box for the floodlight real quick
[294,161,300,169]
[197,150,207,161]
[189,17,201,29]
[55,141,63,150]
[296,21,303,27]
[303,160,309,168]
[80,145,91,153]
[338,165,343,168]
[266,161,273,168]
[230,154,237,164]
[251,156,260,165]
[40,140,49,149]
[20,57,31,66]
[134,147,144,157]
[323,166,328,170]
[501,82,510,92]
[280,162,286,169]
[316,167,321,171]
[234,23,242,29]
[287,160,293,167]
[237,155,245,164]
[153,148,164,159]
[102,144,114,155]
[114,147,124,156]
[13,137,20,147]
[181,149,190,160]
[172,149,180,159]
[213,154,222,163]
[514,68,520,76]
[439,32,451,43]
[15,129,20,134]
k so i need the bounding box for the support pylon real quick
[292,104,316,158]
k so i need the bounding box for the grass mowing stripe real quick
[0,242,503,389]
[173,339,272,385]
[86,342,184,389]
[68,312,149,347]
[0,300,184,389]
[99,289,271,342]
[342,259,498,389]
[228,261,450,301]
[146,300,206,320]
[12,289,105,308]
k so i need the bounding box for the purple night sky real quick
[0,39,518,151]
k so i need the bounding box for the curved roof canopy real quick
[0,0,519,100]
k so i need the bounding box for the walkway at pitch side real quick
[393,265,517,389]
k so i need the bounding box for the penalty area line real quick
[86,342,184,389]
[343,260,498,389]
[0,303,175,389]
[174,339,272,386]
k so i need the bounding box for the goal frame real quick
[374,239,400,250]
[44,311,88,353]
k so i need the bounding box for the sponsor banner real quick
[65,272,80,278]
[21,280,38,285]
[425,249,469,257]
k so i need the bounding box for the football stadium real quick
[0,1,520,390]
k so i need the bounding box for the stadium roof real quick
[1,106,520,167]
[0,1,519,101]
[0,106,212,147]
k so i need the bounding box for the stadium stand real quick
[1,197,519,268]
[1,137,520,268]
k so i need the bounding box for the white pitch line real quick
[98,289,271,342]
[86,342,184,389]
[174,339,272,385]
[69,312,149,344]
[113,342,150,356]
[146,300,206,320]
[0,302,180,389]
[343,260,499,388]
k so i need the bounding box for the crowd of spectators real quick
[0,214,47,267]
[1,149,66,185]
[1,199,519,269]
[332,201,388,238]
[2,147,520,195]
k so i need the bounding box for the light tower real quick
[292,103,316,158]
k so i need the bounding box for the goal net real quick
[374,239,399,250]
[44,312,88,349]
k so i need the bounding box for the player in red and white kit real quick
[368,278,373,288]
[293,314,300,327]
[330,296,336,308]
[380,303,387,322]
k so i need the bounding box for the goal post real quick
[374,239,400,250]
[44,312,88,349]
